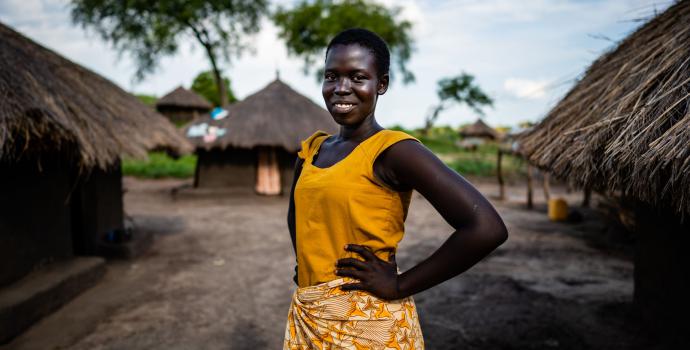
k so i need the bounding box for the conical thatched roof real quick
[459,119,500,140]
[0,22,191,169]
[519,0,690,215]
[156,86,212,110]
[187,79,338,152]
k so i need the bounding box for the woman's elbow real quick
[479,214,508,249]
[493,221,509,247]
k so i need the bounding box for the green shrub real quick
[447,158,496,177]
[418,136,458,154]
[446,152,525,177]
[122,152,196,178]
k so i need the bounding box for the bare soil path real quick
[4,177,654,349]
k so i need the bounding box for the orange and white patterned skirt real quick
[284,278,424,349]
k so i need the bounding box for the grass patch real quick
[122,152,197,178]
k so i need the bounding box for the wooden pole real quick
[497,149,505,200]
[526,164,534,209]
[193,151,201,188]
[542,172,551,202]
[582,187,592,207]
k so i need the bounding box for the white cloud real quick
[0,0,43,17]
[503,78,550,99]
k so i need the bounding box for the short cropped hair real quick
[325,28,390,79]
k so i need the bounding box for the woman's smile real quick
[332,102,356,113]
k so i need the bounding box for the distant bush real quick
[135,94,158,107]
[122,152,196,178]
[444,152,525,179]
[447,157,496,177]
[418,135,457,154]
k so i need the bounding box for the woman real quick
[284,28,508,349]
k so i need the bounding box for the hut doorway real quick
[255,147,281,195]
[70,161,125,256]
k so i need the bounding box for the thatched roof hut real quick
[0,22,190,341]
[459,119,501,140]
[518,1,690,337]
[187,78,337,192]
[156,86,212,124]
[0,22,191,168]
[519,0,689,216]
[156,86,212,110]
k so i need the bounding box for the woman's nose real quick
[335,78,351,95]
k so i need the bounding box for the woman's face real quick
[322,44,389,126]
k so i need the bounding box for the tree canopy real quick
[273,0,415,83]
[70,0,268,107]
[424,73,493,134]
[191,71,237,107]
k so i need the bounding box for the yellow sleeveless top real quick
[295,130,418,287]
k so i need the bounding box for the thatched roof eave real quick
[0,22,191,168]
[519,0,690,215]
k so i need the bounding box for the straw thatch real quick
[519,0,690,215]
[459,119,501,140]
[189,79,338,152]
[0,22,191,169]
[156,86,212,110]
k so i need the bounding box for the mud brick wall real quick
[194,147,295,191]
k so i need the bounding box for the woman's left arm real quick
[336,140,508,299]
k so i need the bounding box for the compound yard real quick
[4,177,653,350]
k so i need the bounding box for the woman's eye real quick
[324,74,336,81]
[353,75,366,82]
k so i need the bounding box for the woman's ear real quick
[377,73,390,95]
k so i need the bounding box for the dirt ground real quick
[4,177,660,349]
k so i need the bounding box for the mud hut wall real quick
[71,161,124,256]
[0,154,74,287]
[195,147,296,190]
[195,148,257,188]
[633,202,690,337]
[156,107,203,124]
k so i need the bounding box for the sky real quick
[0,0,674,129]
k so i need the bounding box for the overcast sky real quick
[0,0,673,129]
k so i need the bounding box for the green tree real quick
[70,0,268,107]
[191,71,237,107]
[273,0,415,83]
[424,73,493,135]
